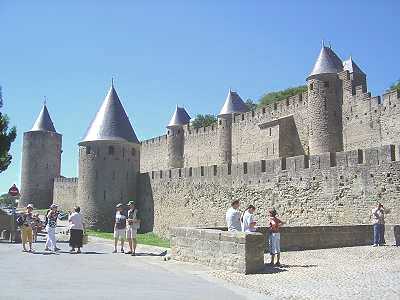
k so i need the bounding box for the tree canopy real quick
[191,114,217,129]
[388,80,400,92]
[0,86,17,173]
[0,193,18,207]
[259,85,307,107]
[245,99,258,111]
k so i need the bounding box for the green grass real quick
[86,229,170,248]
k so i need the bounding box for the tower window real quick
[189,167,192,177]
[227,163,232,175]
[160,170,163,178]
[104,190,106,201]
[167,130,170,135]
[213,165,217,176]
[309,83,314,90]
[243,162,248,174]
[219,120,222,125]
[178,169,182,178]
[324,82,329,88]
[201,166,204,176]
[131,148,136,156]
[108,146,114,155]
[269,128,272,136]
[86,146,91,155]
[261,160,266,172]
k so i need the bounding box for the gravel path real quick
[210,246,400,300]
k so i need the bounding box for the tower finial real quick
[44,96,47,106]
[111,77,114,88]
[321,40,325,47]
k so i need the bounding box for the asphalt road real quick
[0,236,268,300]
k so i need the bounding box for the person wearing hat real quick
[113,203,126,253]
[45,204,60,252]
[21,204,35,252]
[126,200,140,256]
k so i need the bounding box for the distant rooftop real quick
[218,89,248,117]
[167,106,191,128]
[80,84,139,144]
[30,104,57,133]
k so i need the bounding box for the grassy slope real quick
[86,229,170,248]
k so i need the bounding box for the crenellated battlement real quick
[144,144,397,183]
[54,177,79,183]
[141,135,167,146]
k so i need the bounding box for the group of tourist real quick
[225,200,284,266]
[19,203,84,253]
[226,199,387,267]
[113,201,141,256]
[18,200,140,255]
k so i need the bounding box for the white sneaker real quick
[373,244,378,247]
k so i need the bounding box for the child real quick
[268,208,284,267]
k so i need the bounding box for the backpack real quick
[16,215,25,227]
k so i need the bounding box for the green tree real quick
[0,86,17,173]
[0,193,18,206]
[259,85,307,106]
[245,99,258,111]
[191,114,217,129]
[387,80,400,92]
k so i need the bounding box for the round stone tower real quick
[307,45,344,155]
[217,89,248,164]
[20,104,62,208]
[167,106,191,168]
[77,83,140,230]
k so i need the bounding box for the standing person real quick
[268,208,285,267]
[372,202,385,247]
[68,206,84,254]
[241,205,257,232]
[126,201,140,256]
[20,204,34,252]
[31,213,42,243]
[226,200,241,232]
[113,203,126,253]
[45,204,60,252]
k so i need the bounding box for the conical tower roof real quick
[30,104,57,133]
[167,106,191,128]
[80,84,138,144]
[343,56,365,75]
[308,46,343,78]
[218,89,248,117]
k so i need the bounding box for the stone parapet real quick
[170,226,266,274]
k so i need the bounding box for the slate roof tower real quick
[217,89,248,164]
[167,106,191,168]
[78,83,140,230]
[307,44,344,155]
[20,104,62,208]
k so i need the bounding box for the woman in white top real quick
[68,206,84,254]
[241,205,257,232]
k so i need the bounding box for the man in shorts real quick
[113,203,126,253]
[126,201,140,256]
[268,208,285,267]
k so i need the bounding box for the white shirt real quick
[226,207,241,231]
[68,212,84,230]
[241,210,256,232]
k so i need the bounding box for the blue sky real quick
[0,0,399,193]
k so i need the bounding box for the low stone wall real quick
[170,227,265,274]
[259,225,374,251]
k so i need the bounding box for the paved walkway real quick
[0,236,268,300]
[211,245,400,299]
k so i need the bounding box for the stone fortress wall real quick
[140,91,309,173]
[48,45,400,236]
[138,144,400,237]
[53,177,79,211]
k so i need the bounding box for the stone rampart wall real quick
[53,177,79,211]
[138,144,400,238]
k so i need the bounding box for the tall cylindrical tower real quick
[307,45,344,155]
[20,104,62,208]
[78,84,140,230]
[167,106,190,168]
[217,89,248,164]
